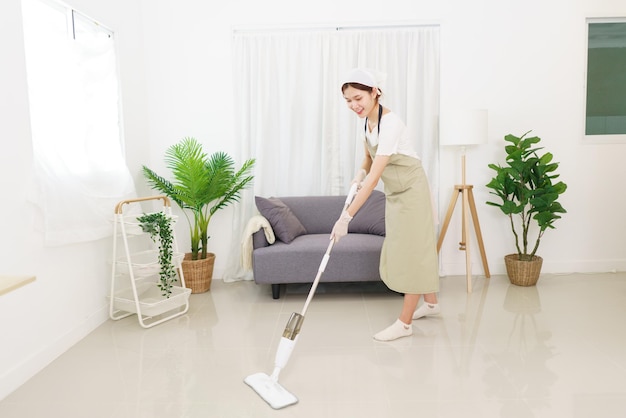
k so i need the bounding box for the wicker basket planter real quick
[504,254,543,286]
[181,252,215,293]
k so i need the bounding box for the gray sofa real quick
[252,190,386,299]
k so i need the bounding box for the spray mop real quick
[244,183,359,409]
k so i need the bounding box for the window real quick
[21,0,135,245]
[584,18,626,142]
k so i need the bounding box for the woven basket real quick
[180,252,215,293]
[504,254,543,286]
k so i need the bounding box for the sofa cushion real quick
[349,190,386,236]
[252,233,384,284]
[255,196,307,243]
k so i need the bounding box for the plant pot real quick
[181,252,215,293]
[504,254,543,287]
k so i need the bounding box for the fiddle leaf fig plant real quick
[486,131,567,260]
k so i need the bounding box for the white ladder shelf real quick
[109,195,190,328]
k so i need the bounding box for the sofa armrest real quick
[252,230,270,249]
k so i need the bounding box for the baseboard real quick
[0,305,109,401]
[439,258,626,277]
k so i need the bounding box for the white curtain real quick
[22,0,136,246]
[223,25,440,282]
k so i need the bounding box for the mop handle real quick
[301,183,359,316]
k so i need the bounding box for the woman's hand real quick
[330,210,352,242]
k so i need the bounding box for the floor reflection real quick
[486,284,558,416]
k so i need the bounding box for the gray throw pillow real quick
[349,190,386,236]
[255,196,307,243]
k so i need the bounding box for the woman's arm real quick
[330,153,388,242]
[360,142,373,173]
[346,153,389,217]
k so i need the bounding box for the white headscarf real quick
[341,68,387,91]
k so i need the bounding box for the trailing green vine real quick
[137,212,176,298]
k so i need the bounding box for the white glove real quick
[351,169,367,190]
[330,210,353,242]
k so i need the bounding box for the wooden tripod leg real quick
[462,187,472,293]
[467,189,491,278]
[437,188,461,253]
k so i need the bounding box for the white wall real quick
[1,0,625,400]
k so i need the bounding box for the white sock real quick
[412,303,440,320]
[373,319,412,341]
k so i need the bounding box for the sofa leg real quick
[271,284,281,299]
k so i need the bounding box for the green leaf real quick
[137,212,176,297]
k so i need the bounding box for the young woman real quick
[331,68,440,341]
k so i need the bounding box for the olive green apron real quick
[366,142,439,294]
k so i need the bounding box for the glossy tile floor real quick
[2,272,626,418]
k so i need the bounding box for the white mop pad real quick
[244,372,298,409]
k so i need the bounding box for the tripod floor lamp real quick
[439,109,490,293]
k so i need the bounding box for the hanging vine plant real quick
[137,212,176,298]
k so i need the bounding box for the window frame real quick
[583,17,626,144]
[21,0,135,245]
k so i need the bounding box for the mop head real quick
[244,372,298,409]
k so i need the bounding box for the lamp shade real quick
[440,109,488,146]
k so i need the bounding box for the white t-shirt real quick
[364,112,419,159]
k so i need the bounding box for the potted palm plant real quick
[486,131,567,286]
[143,137,255,293]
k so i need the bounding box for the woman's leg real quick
[413,292,440,319]
[399,293,421,324]
[423,292,438,304]
[373,294,421,341]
